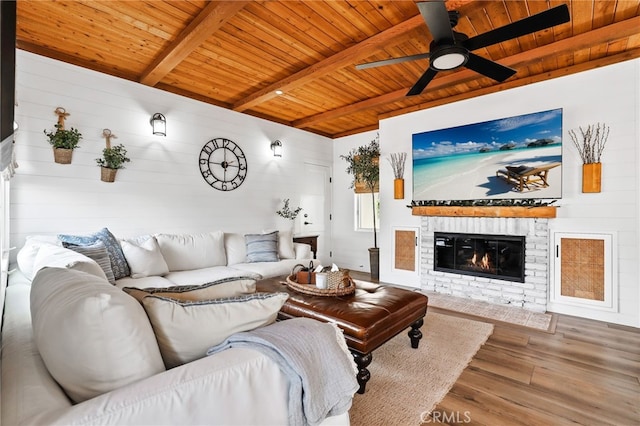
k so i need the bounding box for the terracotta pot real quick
[582,163,601,193]
[53,148,73,164]
[393,178,404,199]
[100,167,118,183]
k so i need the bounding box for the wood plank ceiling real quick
[15,1,640,138]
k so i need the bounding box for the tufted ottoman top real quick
[256,278,428,354]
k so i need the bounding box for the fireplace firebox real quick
[434,232,525,282]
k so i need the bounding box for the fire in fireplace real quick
[434,232,525,282]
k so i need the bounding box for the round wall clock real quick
[198,138,248,191]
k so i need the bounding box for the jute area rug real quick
[349,312,493,426]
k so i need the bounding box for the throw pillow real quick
[121,236,169,278]
[263,229,295,259]
[155,231,226,271]
[66,241,116,284]
[58,227,131,280]
[123,277,257,302]
[139,292,288,368]
[30,267,165,403]
[33,244,109,282]
[245,231,279,263]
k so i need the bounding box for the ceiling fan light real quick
[430,45,468,71]
[432,52,466,70]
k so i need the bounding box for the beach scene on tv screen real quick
[412,108,563,201]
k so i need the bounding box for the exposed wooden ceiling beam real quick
[294,15,640,130]
[379,47,640,121]
[231,14,426,112]
[332,47,640,139]
[139,1,249,86]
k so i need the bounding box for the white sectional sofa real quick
[1,228,355,425]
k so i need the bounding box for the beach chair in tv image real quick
[496,162,561,192]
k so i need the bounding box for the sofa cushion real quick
[137,292,288,368]
[121,236,169,278]
[231,258,303,280]
[66,241,116,284]
[224,232,247,266]
[16,235,61,280]
[155,231,226,271]
[277,229,296,259]
[30,267,165,403]
[245,231,279,263]
[115,275,176,290]
[123,277,257,303]
[58,227,131,279]
[33,244,109,282]
[163,266,261,287]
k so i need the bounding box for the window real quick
[355,192,379,231]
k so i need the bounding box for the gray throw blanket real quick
[206,318,359,426]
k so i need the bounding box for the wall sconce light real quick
[271,140,283,157]
[150,113,166,136]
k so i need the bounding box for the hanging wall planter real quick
[44,107,82,164]
[394,178,404,199]
[582,162,602,193]
[53,148,73,164]
[96,129,130,183]
[389,152,407,199]
[100,167,118,183]
[569,123,610,194]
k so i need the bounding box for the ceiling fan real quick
[356,1,570,96]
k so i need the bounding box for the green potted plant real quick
[341,135,380,279]
[96,144,130,182]
[44,124,82,164]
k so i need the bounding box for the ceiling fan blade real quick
[463,4,570,52]
[407,67,439,96]
[356,53,431,70]
[465,53,516,82]
[417,1,454,42]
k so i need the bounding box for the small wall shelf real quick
[411,206,557,218]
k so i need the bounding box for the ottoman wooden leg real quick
[408,318,424,349]
[352,352,372,394]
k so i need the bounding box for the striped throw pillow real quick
[244,231,279,263]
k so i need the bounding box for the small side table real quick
[293,235,318,259]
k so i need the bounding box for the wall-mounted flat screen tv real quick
[412,108,563,201]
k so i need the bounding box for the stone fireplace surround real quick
[420,216,550,313]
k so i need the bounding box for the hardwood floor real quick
[352,272,640,426]
[432,310,640,425]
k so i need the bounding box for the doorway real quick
[299,163,331,264]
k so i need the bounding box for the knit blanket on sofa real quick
[206,317,359,426]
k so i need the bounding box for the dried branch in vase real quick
[388,152,407,179]
[568,123,610,164]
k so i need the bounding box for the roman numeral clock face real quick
[199,138,248,191]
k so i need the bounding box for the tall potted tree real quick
[341,135,380,279]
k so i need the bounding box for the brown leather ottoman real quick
[256,278,429,393]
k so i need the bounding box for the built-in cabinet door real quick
[392,226,419,277]
[550,231,617,312]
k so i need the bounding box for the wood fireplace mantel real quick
[411,206,557,218]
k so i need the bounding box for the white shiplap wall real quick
[11,51,332,261]
[370,58,639,327]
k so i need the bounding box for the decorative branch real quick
[276,198,302,220]
[568,123,610,164]
[388,152,407,179]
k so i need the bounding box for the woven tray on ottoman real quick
[285,270,355,297]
